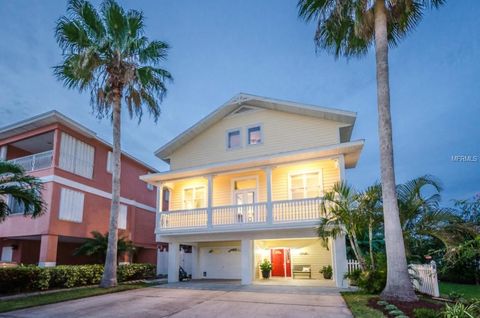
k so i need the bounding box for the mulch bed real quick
[368,296,445,317]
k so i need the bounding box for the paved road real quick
[0,282,353,318]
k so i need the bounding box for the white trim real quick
[182,185,207,210]
[287,170,324,200]
[226,127,242,150]
[230,175,259,205]
[246,123,263,146]
[39,175,156,213]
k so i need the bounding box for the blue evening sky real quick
[0,0,478,204]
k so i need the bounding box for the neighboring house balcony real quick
[143,141,364,236]
[2,131,55,173]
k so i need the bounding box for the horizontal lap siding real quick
[169,107,342,170]
[167,160,340,211]
[255,239,332,280]
[271,159,340,201]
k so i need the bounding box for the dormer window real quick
[227,129,241,149]
[247,125,262,145]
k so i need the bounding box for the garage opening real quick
[198,241,241,279]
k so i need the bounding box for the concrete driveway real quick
[0,281,353,318]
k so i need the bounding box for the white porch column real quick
[332,235,348,287]
[191,244,200,279]
[168,242,180,283]
[207,175,213,229]
[241,239,254,285]
[0,146,7,160]
[264,167,273,224]
[156,183,164,233]
[338,155,346,181]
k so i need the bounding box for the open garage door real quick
[199,246,241,279]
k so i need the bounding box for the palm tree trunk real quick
[374,0,417,302]
[100,89,122,288]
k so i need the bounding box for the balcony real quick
[9,150,53,172]
[157,197,324,234]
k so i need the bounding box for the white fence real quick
[347,259,439,297]
[347,259,361,273]
[409,261,440,297]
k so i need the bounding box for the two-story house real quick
[142,94,364,287]
[0,111,157,266]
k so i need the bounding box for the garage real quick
[199,246,241,279]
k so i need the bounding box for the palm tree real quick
[298,0,445,301]
[74,231,135,263]
[397,175,476,259]
[54,0,172,287]
[320,182,370,271]
[0,161,45,222]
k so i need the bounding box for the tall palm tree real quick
[74,231,136,263]
[54,0,172,287]
[0,161,45,222]
[298,0,445,301]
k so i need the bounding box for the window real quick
[247,125,262,145]
[59,188,85,223]
[226,129,241,149]
[7,195,30,215]
[107,151,113,173]
[1,246,13,262]
[162,188,170,211]
[118,204,128,230]
[289,171,323,199]
[183,186,206,209]
[59,133,95,179]
[146,172,154,191]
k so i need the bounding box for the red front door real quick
[271,249,285,277]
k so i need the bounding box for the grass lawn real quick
[0,282,154,313]
[439,282,480,299]
[341,291,385,318]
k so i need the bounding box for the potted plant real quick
[320,265,333,279]
[259,259,272,279]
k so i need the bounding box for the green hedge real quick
[0,263,156,294]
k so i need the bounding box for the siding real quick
[167,159,340,211]
[254,238,332,280]
[169,107,343,170]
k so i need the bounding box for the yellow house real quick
[141,93,364,287]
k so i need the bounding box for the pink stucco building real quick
[0,111,157,266]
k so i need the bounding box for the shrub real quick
[385,304,398,311]
[0,263,156,294]
[377,300,389,306]
[344,269,362,286]
[443,300,479,318]
[389,309,405,316]
[356,269,387,294]
[413,308,440,318]
[0,266,50,293]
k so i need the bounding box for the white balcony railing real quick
[9,150,53,172]
[157,197,324,232]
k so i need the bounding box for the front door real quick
[271,249,285,277]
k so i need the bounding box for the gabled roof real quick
[155,93,357,162]
[0,110,158,172]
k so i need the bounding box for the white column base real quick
[241,239,253,285]
[168,242,180,283]
[38,262,56,267]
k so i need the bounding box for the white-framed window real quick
[118,204,128,230]
[106,151,113,173]
[59,132,95,179]
[183,186,206,209]
[247,125,262,145]
[226,129,242,149]
[289,171,323,200]
[58,187,85,223]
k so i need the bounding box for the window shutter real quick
[59,133,95,179]
[118,204,128,229]
[107,151,113,173]
[59,188,85,222]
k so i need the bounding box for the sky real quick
[0,0,478,205]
